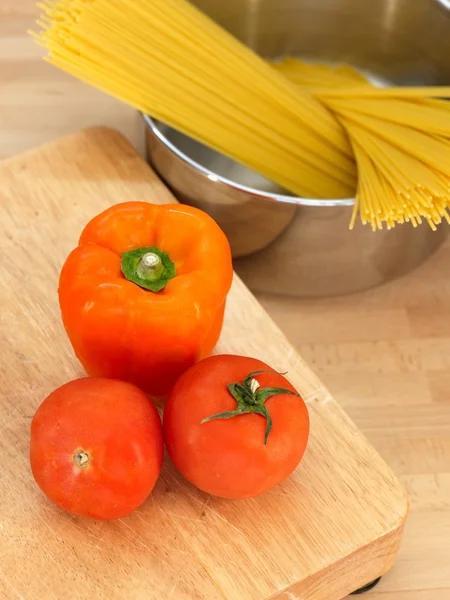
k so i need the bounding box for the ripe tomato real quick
[163,355,310,499]
[30,377,164,519]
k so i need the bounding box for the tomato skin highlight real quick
[163,355,310,499]
[30,378,164,520]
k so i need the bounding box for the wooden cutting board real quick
[0,128,408,600]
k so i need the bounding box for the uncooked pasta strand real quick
[273,59,369,88]
[317,86,450,98]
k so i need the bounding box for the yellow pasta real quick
[272,58,369,89]
[317,86,450,99]
[32,0,356,199]
[32,2,450,230]
[279,59,450,230]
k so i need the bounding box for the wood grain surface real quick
[2,2,450,599]
[0,128,408,600]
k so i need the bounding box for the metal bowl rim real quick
[143,114,355,208]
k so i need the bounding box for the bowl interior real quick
[149,121,290,196]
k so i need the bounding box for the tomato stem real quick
[121,246,176,292]
[201,369,298,444]
[249,378,260,394]
[73,450,90,469]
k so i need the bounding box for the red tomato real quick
[163,355,310,499]
[30,377,163,519]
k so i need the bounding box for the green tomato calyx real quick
[201,370,298,444]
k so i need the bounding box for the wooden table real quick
[2,2,450,598]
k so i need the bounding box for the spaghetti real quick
[279,59,450,230]
[32,3,450,230]
[272,58,369,90]
[32,0,356,199]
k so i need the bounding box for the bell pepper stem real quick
[121,246,176,292]
[136,252,164,281]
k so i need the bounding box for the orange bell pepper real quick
[59,202,233,397]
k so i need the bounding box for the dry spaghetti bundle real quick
[279,59,450,230]
[33,1,450,230]
[32,0,356,199]
[323,96,450,229]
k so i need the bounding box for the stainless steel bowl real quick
[144,0,450,297]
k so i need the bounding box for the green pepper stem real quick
[121,246,176,292]
[136,252,164,281]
